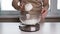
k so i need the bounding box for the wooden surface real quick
[0,18,60,22]
[0,22,60,34]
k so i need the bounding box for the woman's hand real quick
[41,8,48,18]
[40,7,48,23]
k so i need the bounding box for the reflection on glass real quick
[57,0,60,9]
[49,0,50,10]
[0,0,1,10]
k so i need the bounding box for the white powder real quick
[25,3,33,11]
[21,19,40,25]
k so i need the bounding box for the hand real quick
[41,8,48,18]
[40,8,48,23]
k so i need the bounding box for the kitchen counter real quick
[0,22,60,34]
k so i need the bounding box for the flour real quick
[21,19,40,25]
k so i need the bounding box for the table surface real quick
[0,22,60,34]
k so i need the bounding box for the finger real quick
[41,8,45,14]
[42,10,48,18]
[20,3,24,8]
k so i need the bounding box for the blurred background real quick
[0,0,60,34]
[0,0,60,18]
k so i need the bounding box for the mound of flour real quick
[21,19,40,25]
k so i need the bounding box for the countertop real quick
[0,22,60,34]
